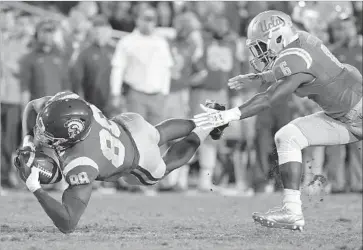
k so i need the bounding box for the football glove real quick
[25,167,41,193]
[193,105,241,129]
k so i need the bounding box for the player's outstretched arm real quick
[236,73,314,119]
[194,73,314,129]
[33,183,93,234]
[16,154,94,234]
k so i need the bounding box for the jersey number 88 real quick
[90,105,125,168]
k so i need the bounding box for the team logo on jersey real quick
[259,16,285,35]
[65,119,85,138]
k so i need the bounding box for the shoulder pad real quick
[63,157,99,186]
[273,48,312,79]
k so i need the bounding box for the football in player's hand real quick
[16,148,62,185]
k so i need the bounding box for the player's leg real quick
[122,126,212,185]
[118,112,213,186]
[162,127,213,176]
[253,111,361,231]
[155,118,196,146]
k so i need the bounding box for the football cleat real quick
[252,206,305,232]
[205,100,229,140]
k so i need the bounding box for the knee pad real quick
[274,124,309,165]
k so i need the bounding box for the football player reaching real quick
[194,10,362,231]
[15,91,228,234]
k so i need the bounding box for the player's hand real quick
[25,167,41,193]
[228,73,261,90]
[14,145,35,169]
[193,105,241,129]
[14,147,41,193]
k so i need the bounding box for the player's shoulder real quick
[61,151,100,186]
[275,47,312,68]
[273,45,313,77]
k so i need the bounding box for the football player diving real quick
[15,91,228,234]
[194,10,362,231]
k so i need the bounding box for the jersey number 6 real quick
[279,61,292,76]
[91,105,125,168]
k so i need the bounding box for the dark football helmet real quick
[34,92,93,151]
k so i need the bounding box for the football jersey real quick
[59,104,139,186]
[271,31,362,119]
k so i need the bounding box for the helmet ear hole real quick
[276,35,282,44]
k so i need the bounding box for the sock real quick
[199,168,214,189]
[198,143,217,190]
[283,189,302,214]
[192,127,213,143]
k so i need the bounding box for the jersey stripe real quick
[63,157,99,176]
[277,48,312,69]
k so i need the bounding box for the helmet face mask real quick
[34,113,73,151]
[248,39,278,72]
[34,123,68,151]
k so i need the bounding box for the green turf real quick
[0,191,361,250]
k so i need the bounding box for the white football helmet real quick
[246,10,298,72]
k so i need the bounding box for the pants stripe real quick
[130,166,162,186]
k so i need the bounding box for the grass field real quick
[0,190,362,250]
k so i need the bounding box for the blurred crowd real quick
[1,1,362,196]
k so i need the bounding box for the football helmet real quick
[246,10,298,72]
[34,92,93,151]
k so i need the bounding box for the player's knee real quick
[153,161,166,180]
[57,220,77,234]
[274,124,309,165]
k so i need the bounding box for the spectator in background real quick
[63,10,92,64]
[327,15,363,193]
[0,8,23,188]
[352,1,362,35]
[159,11,207,191]
[110,6,173,195]
[70,15,114,116]
[237,1,268,36]
[110,5,173,125]
[19,20,71,102]
[156,2,173,27]
[70,1,98,20]
[108,1,135,33]
[189,15,240,192]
